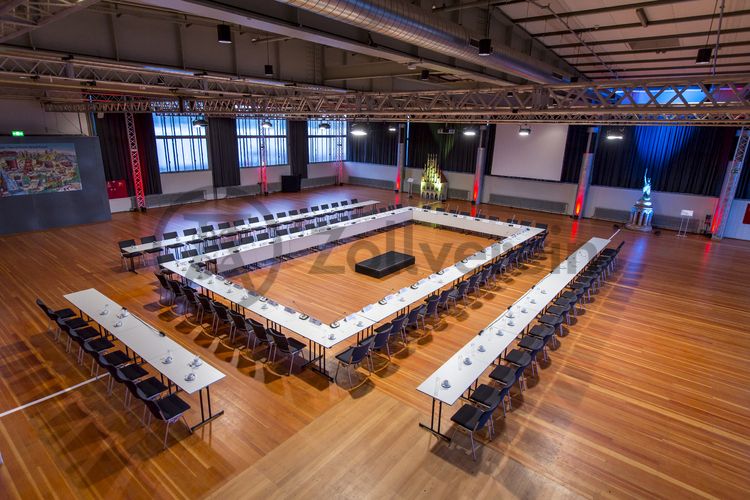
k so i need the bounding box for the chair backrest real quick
[118,239,135,250]
[331,202,339,208]
[220,241,236,249]
[407,308,421,322]
[390,314,407,333]
[299,207,309,214]
[251,322,271,341]
[425,297,439,315]
[141,235,157,244]
[182,249,198,258]
[315,221,326,228]
[35,298,52,318]
[167,279,183,295]
[256,233,269,241]
[457,281,469,295]
[276,228,289,237]
[311,205,319,211]
[201,224,214,233]
[267,329,288,351]
[197,295,212,310]
[305,223,315,231]
[350,198,358,203]
[505,218,514,224]
[520,220,532,226]
[350,343,371,364]
[155,272,170,289]
[288,209,298,216]
[143,398,166,421]
[157,254,175,265]
[182,286,197,302]
[249,217,260,224]
[340,200,348,206]
[183,228,197,236]
[163,231,178,239]
[211,301,229,319]
[437,289,451,304]
[536,222,548,230]
[290,227,301,234]
[276,212,287,219]
[475,407,495,431]
[320,204,329,209]
[371,330,389,350]
[489,215,499,221]
[229,310,247,330]
[239,236,254,245]
[218,222,231,230]
[233,219,246,227]
[204,244,220,253]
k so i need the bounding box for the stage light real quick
[420,69,430,80]
[518,126,531,136]
[192,117,208,128]
[606,128,624,140]
[463,128,477,137]
[261,120,273,130]
[388,124,397,132]
[695,47,712,64]
[318,122,331,131]
[350,123,367,136]
[406,62,417,70]
[478,38,492,56]
[264,64,274,76]
[217,24,232,44]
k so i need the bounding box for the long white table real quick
[416,236,611,440]
[64,288,226,430]
[163,207,544,380]
[122,200,379,254]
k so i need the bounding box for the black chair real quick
[489,363,516,388]
[505,349,533,390]
[140,235,162,262]
[182,248,199,259]
[217,221,231,230]
[350,198,358,204]
[520,220,532,227]
[143,394,192,449]
[359,329,391,362]
[156,254,176,275]
[123,377,167,414]
[239,235,255,246]
[299,208,309,214]
[220,240,236,250]
[35,298,77,334]
[335,341,372,386]
[162,231,185,257]
[248,216,260,225]
[469,383,510,419]
[183,228,203,247]
[404,305,426,333]
[311,205,320,212]
[447,281,470,307]
[201,225,220,244]
[536,222,548,230]
[118,239,144,270]
[288,209,299,216]
[539,312,564,337]
[276,211,287,219]
[248,321,275,355]
[450,403,496,461]
[228,310,252,344]
[195,295,214,325]
[528,323,558,349]
[256,233,270,242]
[268,330,305,375]
[210,301,232,336]
[204,244,220,254]
[167,279,186,308]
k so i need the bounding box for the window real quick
[153,114,209,173]
[308,120,347,163]
[237,118,288,167]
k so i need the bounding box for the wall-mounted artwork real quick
[0,143,81,197]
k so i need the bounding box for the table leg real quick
[190,386,225,431]
[418,398,451,442]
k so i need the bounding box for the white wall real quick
[0,99,90,136]
[724,199,750,240]
[308,162,339,179]
[344,161,397,182]
[583,185,718,221]
[483,176,577,212]
[490,124,568,180]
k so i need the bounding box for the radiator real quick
[146,190,205,208]
[448,188,469,200]
[302,176,338,189]
[592,207,630,222]
[348,176,395,190]
[225,185,261,198]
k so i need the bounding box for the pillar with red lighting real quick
[712,128,749,240]
[471,125,489,205]
[395,123,406,193]
[573,127,599,219]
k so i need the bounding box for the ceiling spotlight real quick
[518,126,531,136]
[318,122,331,130]
[388,124,397,132]
[217,24,232,44]
[606,128,624,140]
[695,47,712,64]
[264,64,274,76]
[192,117,208,128]
[420,69,430,80]
[463,127,477,137]
[350,123,368,136]
[406,62,417,70]
[478,38,492,56]
[261,120,273,129]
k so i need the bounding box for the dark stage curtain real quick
[591,125,735,196]
[133,113,162,195]
[347,122,398,165]
[560,125,591,182]
[95,114,162,196]
[287,120,309,178]
[95,114,133,196]
[408,123,479,173]
[207,117,241,187]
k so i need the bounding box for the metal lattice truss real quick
[0,0,100,42]
[124,112,145,209]
[1,44,748,125]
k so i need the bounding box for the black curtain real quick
[287,120,309,178]
[133,113,162,195]
[95,114,133,196]
[207,117,241,187]
[347,122,398,165]
[591,125,735,196]
[95,114,162,196]
[408,123,479,173]
[560,125,591,182]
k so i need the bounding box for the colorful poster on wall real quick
[0,143,81,197]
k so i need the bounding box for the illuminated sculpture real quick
[420,154,448,201]
[626,169,654,232]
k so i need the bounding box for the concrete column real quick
[395,123,406,192]
[573,126,599,218]
[471,125,489,204]
[712,128,749,240]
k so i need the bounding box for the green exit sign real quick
[11,130,24,137]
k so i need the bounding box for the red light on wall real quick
[574,192,584,216]
[395,171,401,192]
[472,179,479,202]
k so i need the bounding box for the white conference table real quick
[64,288,226,430]
[163,208,544,380]
[122,200,379,254]
[416,236,611,440]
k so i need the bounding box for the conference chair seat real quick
[528,323,555,340]
[505,348,532,368]
[120,363,149,381]
[103,350,131,367]
[134,377,168,400]
[518,336,544,352]
[86,337,115,353]
[469,384,505,411]
[489,364,515,387]
[52,307,77,320]
[154,393,191,421]
[451,404,483,431]
[65,316,92,330]
[73,325,102,341]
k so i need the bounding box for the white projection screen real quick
[490,124,569,181]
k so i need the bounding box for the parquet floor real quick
[0,185,748,499]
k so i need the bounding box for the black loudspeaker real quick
[281,175,301,192]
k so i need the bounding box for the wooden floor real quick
[0,185,749,499]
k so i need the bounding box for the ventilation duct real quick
[275,0,569,84]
